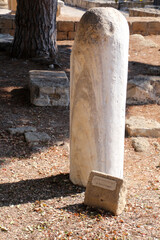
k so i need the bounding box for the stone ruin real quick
[70,7,129,214]
[70,7,129,186]
[29,70,69,107]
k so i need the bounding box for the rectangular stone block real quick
[81,0,88,8]
[68,31,75,40]
[132,21,148,35]
[1,19,12,29]
[29,70,69,107]
[148,21,160,35]
[57,31,68,41]
[84,171,127,215]
[57,21,74,32]
[0,28,14,36]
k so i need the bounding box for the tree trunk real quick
[12,0,57,59]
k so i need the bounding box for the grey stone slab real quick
[8,126,36,134]
[0,33,13,51]
[148,66,160,76]
[126,116,160,138]
[25,132,51,143]
[84,171,127,215]
[29,70,69,107]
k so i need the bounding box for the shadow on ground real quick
[0,173,85,207]
[0,47,71,163]
[58,203,113,217]
[0,44,159,164]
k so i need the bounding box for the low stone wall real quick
[57,20,78,40]
[0,14,15,36]
[128,17,160,35]
[63,0,118,9]
[0,0,8,9]
[0,14,160,39]
[63,0,153,10]
[119,1,153,9]
[129,7,160,17]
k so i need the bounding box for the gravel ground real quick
[0,36,160,240]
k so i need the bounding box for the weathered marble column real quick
[70,8,129,187]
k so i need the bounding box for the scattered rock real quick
[31,145,46,152]
[153,142,160,151]
[29,70,69,107]
[8,126,36,135]
[132,137,150,152]
[55,141,64,146]
[126,116,160,138]
[127,75,160,105]
[130,34,158,48]
[25,132,51,144]
[49,64,54,69]
[148,66,160,76]
[143,39,158,48]
[130,34,144,41]
[7,120,14,125]
[84,171,127,215]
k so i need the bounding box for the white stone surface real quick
[0,0,8,8]
[126,116,160,138]
[70,8,129,186]
[29,70,69,107]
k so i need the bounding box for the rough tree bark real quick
[11,0,57,59]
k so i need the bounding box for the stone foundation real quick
[129,7,160,17]
[0,14,160,39]
[63,0,153,10]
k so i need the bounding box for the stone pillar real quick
[8,0,17,13]
[57,0,64,17]
[70,8,129,187]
